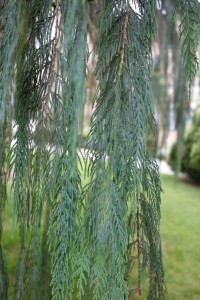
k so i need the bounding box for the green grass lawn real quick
[2,175,200,299]
[160,175,200,300]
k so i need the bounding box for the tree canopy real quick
[0,1,200,299]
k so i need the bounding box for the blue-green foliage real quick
[0,0,199,299]
[9,1,54,299]
[84,1,165,299]
[0,1,21,298]
[47,1,87,299]
[0,0,21,122]
[173,0,200,93]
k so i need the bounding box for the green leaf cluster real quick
[173,0,200,93]
[0,1,199,299]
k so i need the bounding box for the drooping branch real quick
[118,0,129,77]
[42,0,60,121]
[84,1,165,299]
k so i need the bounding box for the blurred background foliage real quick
[169,106,200,182]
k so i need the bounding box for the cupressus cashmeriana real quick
[0,0,199,299]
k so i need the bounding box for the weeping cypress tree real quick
[0,0,200,299]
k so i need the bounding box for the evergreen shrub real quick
[182,106,200,182]
[169,106,200,182]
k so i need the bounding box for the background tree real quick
[0,0,200,299]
